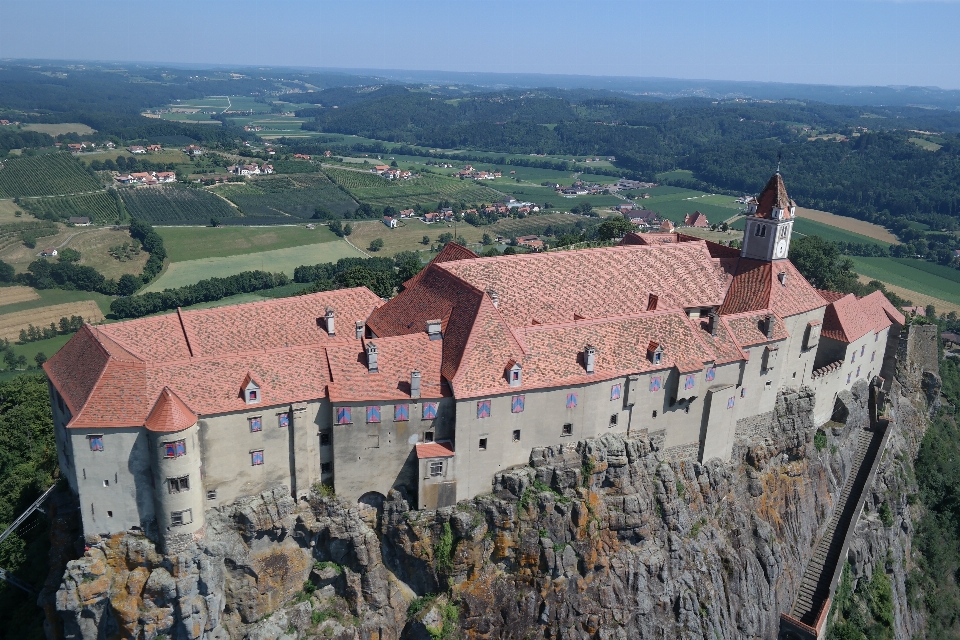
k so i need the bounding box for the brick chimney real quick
[365,342,379,373]
[410,370,421,398]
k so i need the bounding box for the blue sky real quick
[1,0,959,89]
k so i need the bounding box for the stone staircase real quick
[789,425,885,626]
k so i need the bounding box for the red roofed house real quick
[43,171,905,550]
[684,210,709,227]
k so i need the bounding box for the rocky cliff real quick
[45,327,939,640]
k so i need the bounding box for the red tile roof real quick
[821,290,904,343]
[326,333,446,402]
[725,311,789,347]
[718,259,824,318]
[684,211,709,227]
[415,440,455,459]
[144,387,198,432]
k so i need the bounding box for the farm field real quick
[141,239,364,292]
[20,123,96,136]
[77,149,190,166]
[498,185,623,209]
[643,198,734,225]
[11,333,73,365]
[0,200,26,222]
[850,257,960,306]
[0,299,103,341]
[855,275,960,317]
[157,225,337,262]
[214,174,357,218]
[0,286,40,306]
[0,153,102,197]
[489,213,597,239]
[21,190,121,224]
[792,218,891,246]
[323,167,503,209]
[0,219,59,256]
[120,185,237,224]
[670,226,743,244]
[795,207,899,244]
[0,288,115,318]
[3,225,149,279]
[347,219,486,258]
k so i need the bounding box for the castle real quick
[44,173,904,551]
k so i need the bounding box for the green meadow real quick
[157,225,337,262]
[850,257,960,305]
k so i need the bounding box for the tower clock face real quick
[774,239,788,258]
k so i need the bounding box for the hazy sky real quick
[2,0,959,89]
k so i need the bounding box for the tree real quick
[597,216,635,240]
[394,251,423,290]
[369,238,384,252]
[343,223,353,236]
[57,248,81,263]
[437,232,453,245]
[210,217,220,227]
[390,160,398,167]
[34,352,47,367]
[0,259,13,283]
[503,246,519,255]
[481,246,500,257]
[313,206,333,220]
[421,235,430,245]
[328,220,343,236]
[482,233,493,245]
[118,273,141,296]
[789,235,860,292]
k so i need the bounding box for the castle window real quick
[851,353,856,363]
[103,480,109,487]
[477,400,491,419]
[609,414,618,427]
[652,411,657,418]
[366,406,381,423]
[429,461,444,477]
[394,404,409,422]
[336,407,352,424]
[860,346,865,357]
[565,393,578,409]
[875,333,879,342]
[321,462,332,474]
[249,417,262,432]
[871,352,876,362]
[610,383,622,400]
[278,412,290,428]
[320,432,330,446]
[511,395,525,413]
[88,435,104,451]
[479,438,487,451]
[741,388,746,398]
[424,431,434,442]
[207,491,217,501]
[562,423,573,436]
[847,373,852,384]
[170,509,192,527]
[684,375,696,391]
[727,397,735,409]
[251,450,264,466]
[856,366,861,378]
[422,402,438,420]
[107,511,113,518]
[164,440,186,458]
[705,367,715,382]
[168,476,190,494]
[649,376,662,392]
[513,429,521,442]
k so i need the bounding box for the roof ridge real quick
[517,308,688,333]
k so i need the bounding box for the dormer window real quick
[647,341,663,365]
[506,360,522,387]
[772,208,783,220]
[242,373,261,404]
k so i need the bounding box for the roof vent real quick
[426,319,442,340]
[355,321,364,340]
[647,294,658,311]
[365,342,379,373]
[487,289,499,308]
[410,370,421,399]
[777,271,787,285]
[583,345,596,374]
[764,314,775,339]
[324,307,335,336]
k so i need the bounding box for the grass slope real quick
[157,225,338,262]
[215,174,357,218]
[21,191,121,224]
[324,167,502,209]
[141,239,364,291]
[851,257,960,305]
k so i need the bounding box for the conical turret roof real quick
[144,386,198,432]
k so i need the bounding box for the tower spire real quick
[776,150,781,174]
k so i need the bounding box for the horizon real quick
[1,0,959,91]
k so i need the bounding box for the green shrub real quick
[407,594,437,619]
[814,430,828,452]
[878,502,893,527]
[434,523,454,574]
[314,561,342,575]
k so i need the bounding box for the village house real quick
[183,145,204,157]
[128,146,146,154]
[626,209,660,227]
[147,145,163,152]
[660,219,676,232]
[40,247,58,257]
[399,209,416,218]
[44,172,905,554]
[69,216,91,226]
[294,153,311,160]
[684,211,710,228]
[383,216,398,229]
[517,235,545,250]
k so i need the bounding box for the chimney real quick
[584,344,596,374]
[764,314,775,339]
[777,271,787,285]
[410,370,421,398]
[355,321,364,340]
[426,319,442,340]
[365,342,379,373]
[487,289,499,308]
[708,311,719,336]
[324,307,335,336]
[647,293,658,311]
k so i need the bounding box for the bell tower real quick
[740,172,797,262]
